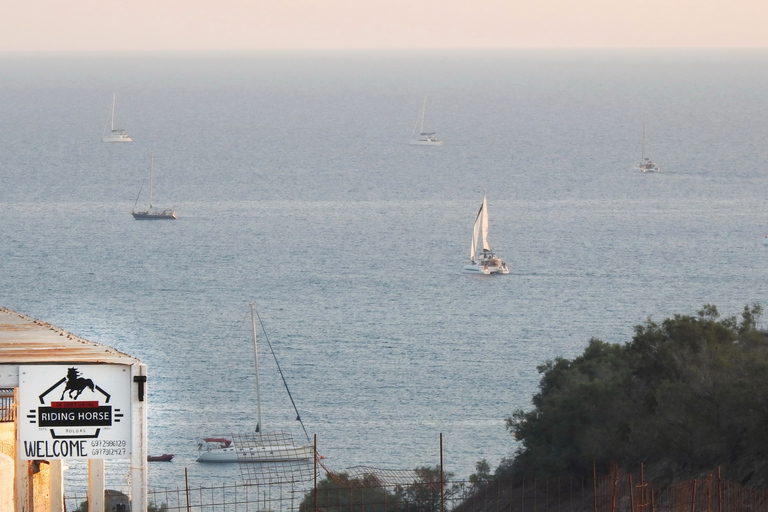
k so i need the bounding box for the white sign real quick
[19,365,132,460]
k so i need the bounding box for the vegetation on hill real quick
[504,304,768,482]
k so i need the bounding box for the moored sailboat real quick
[196,304,313,463]
[463,195,509,275]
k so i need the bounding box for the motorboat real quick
[147,454,174,462]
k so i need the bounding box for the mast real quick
[481,196,490,251]
[149,156,154,209]
[110,93,116,131]
[641,117,647,161]
[250,303,263,433]
[420,95,427,134]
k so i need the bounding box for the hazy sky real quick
[1,0,767,52]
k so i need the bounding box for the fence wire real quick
[61,464,768,512]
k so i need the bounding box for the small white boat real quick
[410,95,442,146]
[463,195,509,275]
[102,93,133,143]
[196,304,313,463]
[637,118,660,173]
[131,156,177,220]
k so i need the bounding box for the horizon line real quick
[1,46,768,56]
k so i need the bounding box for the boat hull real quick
[463,264,491,274]
[197,443,314,463]
[464,264,508,275]
[132,211,177,220]
[638,158,660,173]
[410,139,442,146]
[102,136,133,142]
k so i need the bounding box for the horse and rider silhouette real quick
[60,367,95,400]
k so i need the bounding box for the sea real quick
[2,49,768,494]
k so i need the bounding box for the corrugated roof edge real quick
[0,306,142,365]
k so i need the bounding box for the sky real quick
[1,0,767,52]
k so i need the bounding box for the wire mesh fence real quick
[61,463,768,512]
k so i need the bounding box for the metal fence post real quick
[440,433,445,512]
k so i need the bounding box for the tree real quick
[300,465,453,512]
[505,305,768,479]
[299,472,400,512]
[395,466,452,512]
[468,459,491,487]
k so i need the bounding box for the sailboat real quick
[463,195,509,275]
[637,118,660,173]
[410,95,442,146]
[102,93,133,142]
[196,304,314,463]
[131,156,177,220]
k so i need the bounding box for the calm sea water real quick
[2,49,768,492]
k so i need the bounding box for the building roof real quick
[0,306,141,365]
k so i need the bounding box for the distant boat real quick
[102,93,133,143]
[196,303,313,463]
[463,195,509,275]
[637,118,660,173]
[410,95,442,146]
[131,156,177,220]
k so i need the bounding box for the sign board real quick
[19,365,132,460]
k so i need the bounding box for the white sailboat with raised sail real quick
[196,304,314,463]
[102,93,133,142]
[410,95,442,146]
[131,156,177,220]
[463,195,509,275]
[637,118,660,173]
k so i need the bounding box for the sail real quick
[413,96,427,138]
[470,202,483,262]
[481,196,491,251]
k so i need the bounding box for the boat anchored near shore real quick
[196,304,313,463]
[197,432,313,463]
